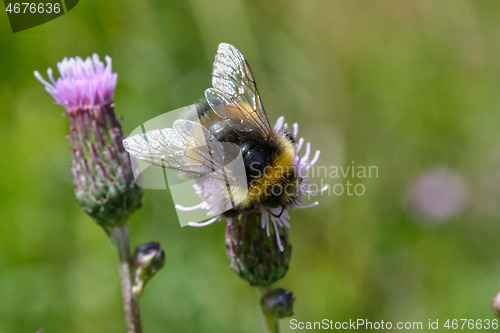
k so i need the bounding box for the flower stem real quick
[259,287,279,333]
[110,225,142,333]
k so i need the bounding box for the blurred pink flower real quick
[492,292,500,316]
[407,167,467,222]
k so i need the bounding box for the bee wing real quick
[205,43,273,137]
[123,119,227,179]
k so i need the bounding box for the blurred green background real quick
[2,0,500,332]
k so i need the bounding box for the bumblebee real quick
[123,43,300,216]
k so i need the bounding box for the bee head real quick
[240,133,301,209]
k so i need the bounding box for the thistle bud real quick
[261,288,295,318]
[134,242,165,277]
[35,55,142,230]
[492,292,500,316]
[132,242,165,297]
[225,214,291,287]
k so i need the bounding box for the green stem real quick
[258,287,279,333]
[110,225,142,333]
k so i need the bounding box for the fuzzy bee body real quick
[123,43,301,216]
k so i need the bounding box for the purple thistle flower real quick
[177,116,326,252]
[34,54,117,114]
[35,54,142,229]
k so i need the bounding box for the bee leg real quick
[270,206,285,219]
